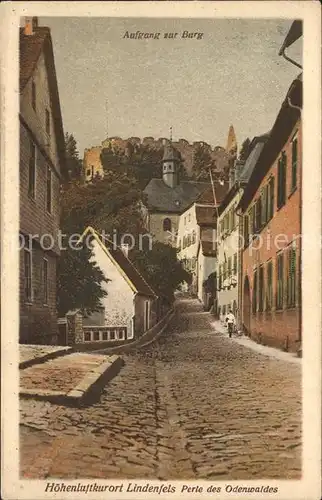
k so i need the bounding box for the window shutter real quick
[292,138,298,190]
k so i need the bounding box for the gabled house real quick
[237,74,302,352]
[19,17,65,344]
[176,183,227,296]
[80,227,157,343]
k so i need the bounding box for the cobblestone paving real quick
[20,353,111,393]
[20,299,301,480]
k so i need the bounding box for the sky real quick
[41,17,302,158]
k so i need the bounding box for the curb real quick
[19,355,124,406]
[19,346,73,369]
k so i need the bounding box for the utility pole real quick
[105,99,109,140]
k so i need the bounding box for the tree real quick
[130,241,191,303]
[57,168,147,316]
[64,132,83,181]
[57,243,108,317]
[238,137,251,162]
[192,143,214,180]
[101,141,188,189]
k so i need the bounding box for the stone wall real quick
[82,136,234,181]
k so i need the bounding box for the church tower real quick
[226,124,237,156]
[162,143,180,188]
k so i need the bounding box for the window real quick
[255,197,262,232]
[163,218,171,232]
[244,214,249,246]
[28,140,36,198]
[268,177,275,220]
[228,257,232,277]
[277,152,287,209]
[144,301,150,331]
[258,266,264,312]
[94,330,100,341]
[223,261,227,280]
[84,331,91,342]
[187,233,191,246]
[287,245,297,307]
[110,330,115,340]
[31,81,36,111]
[231,205,236,230]
[261,188,267,227]
[266,260,273,311]
[45,109,50,136]
[188,213,191,222]
[276,253,284,310]
[102,331,108,340]
[178,239,181,251]
[252,269,258,314]
[251,204,256,234]
[291,136,298,192]
[43,258,48,304]
[192,230,196,244]
[24,248,32,302]
[219,265,222,289]
[119,329,126,340]
[220,220,224,237]
[46,166,52,213]
[233,253,237,274]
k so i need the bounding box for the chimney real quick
[120,243,129,257]
[24,17,38,36]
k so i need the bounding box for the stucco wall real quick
[197,252,216,304]
[148,212,179,245]
[242,120,301,352]
[88,239,135,338]
[217,190,242,319]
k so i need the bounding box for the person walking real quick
[225,309,236,338]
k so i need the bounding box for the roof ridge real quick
[91,228,157,298]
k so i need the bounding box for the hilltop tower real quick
[162,143,181,188]
[226,124,237,156]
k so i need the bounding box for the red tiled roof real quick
[82,227,157,298]
[196,183,229,205]
[195,205,217,226]
[107,243,157,298]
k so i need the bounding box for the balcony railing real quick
[83,326,128,342]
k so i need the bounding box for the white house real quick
[217,187,242,321]
[177,184,228,297]
[80,226,157,343]
[177,202,199,292]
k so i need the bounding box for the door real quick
[144,300,150,331]
[243,275,251,334]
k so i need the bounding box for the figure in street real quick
[225,310,236,338]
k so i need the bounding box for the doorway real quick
[243,275,251,334]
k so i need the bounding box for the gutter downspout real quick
[279,47,302,70]
[235,190,245,333]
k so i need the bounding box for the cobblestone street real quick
[20,299,301,480]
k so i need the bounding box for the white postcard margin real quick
[1,2,321,500]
